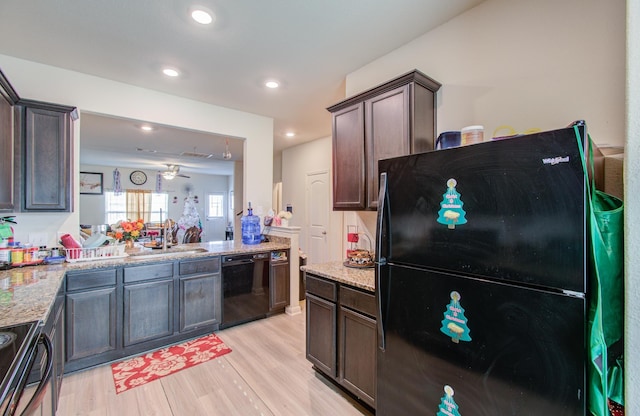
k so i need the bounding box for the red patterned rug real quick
[111,333,232,394]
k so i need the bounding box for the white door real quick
[204,193,225,241]
[306,171,330,263]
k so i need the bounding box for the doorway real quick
[306,171,330,263]
[205,192,226,241]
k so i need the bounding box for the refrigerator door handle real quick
[376,172,389,351]
[376,172,388,264]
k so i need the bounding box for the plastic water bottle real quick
[241,202,261,245]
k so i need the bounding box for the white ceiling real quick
[0,0,483,175]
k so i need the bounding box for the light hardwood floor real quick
[56,304,374,416]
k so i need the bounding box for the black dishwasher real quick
[221,252,270,329]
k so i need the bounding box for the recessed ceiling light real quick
[265,81,279,89]
[140,125,154,132]
[191,9,213,25]
[162,67,180,77]
[285,132,295,137]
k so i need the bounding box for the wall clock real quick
[130,170,147,185]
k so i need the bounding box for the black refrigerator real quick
[375,125,587,415]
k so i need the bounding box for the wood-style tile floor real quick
[56,304,373,415]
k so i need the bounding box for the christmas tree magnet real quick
[440,291,472,343]
[437,178,467,229]
[437,385,462,416]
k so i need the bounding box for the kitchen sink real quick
[127,247,209,260]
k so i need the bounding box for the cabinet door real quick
[179,273,220,332]
[0,94,13,211]
[339,306,377,408]
[270,262,289,311]
[306,293,337,377]
[332,102,365,210]
[365,84,410,209]
[50,288,65,412]
[23,106,71,211]
[66,287,118,361]
[123,279,174,346]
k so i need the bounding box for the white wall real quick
[0,54,273,247]
[625,1,639,412]
[347,0,626,147]
[281,136,342,262]
[78,164,230,241]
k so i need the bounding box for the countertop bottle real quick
[241,202,261,245]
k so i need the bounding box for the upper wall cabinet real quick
[0,70,19,211]
[14,99,77,212]
[327,70,441,210]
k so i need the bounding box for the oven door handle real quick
[20,333,53,416]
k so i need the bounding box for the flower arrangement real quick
[274,210,292,226]
[112,219,145,242]
[277,211,292,220]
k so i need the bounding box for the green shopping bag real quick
[574,126,624,415]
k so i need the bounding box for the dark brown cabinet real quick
[306,275,338,377]
[338,287,377,408]
[331,103,365,210]
[123,262,174,346]
[270,250,290,312]
[123,278,174,346]
[0,70,18,211]
[179,257,221,332]
[14,100,76,212]
[65,269,119,368]
[64,257,222,374]
[328,70,441,210]
[305,273,376,408]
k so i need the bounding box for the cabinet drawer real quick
[66,269,117,291]
[179,257,220,276]
[306,274,337,302]
[340,285,376,318]
[124,262,174,284]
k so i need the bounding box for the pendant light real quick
[222,139,232,160]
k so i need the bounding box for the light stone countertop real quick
[0,239,290,328]
[301,261,375,292]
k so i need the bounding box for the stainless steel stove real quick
[0,321,44,416]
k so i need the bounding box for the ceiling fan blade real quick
[177,173,191,178]
[137,147,176,157]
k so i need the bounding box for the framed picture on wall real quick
[80,172,103,195]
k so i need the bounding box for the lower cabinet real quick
[179,265,221,332]
[26,283,65,415]
[305,273,376,408]
[123,278,174,346]
[270,250,290,312]
[64,256,221,374]
[339,305,376,406]
[123,262,174,346]
[306,293,337,377]
[65,269,119,370]
[48,285,65,414]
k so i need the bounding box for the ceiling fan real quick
[137,140,232,160]
[160,164,190,180]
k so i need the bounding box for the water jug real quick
[241,202,261,245]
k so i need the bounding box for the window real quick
[207,193,225,218]
[104,191,168,224]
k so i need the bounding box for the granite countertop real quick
[301,261,375,292]
[0,238,290,328]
